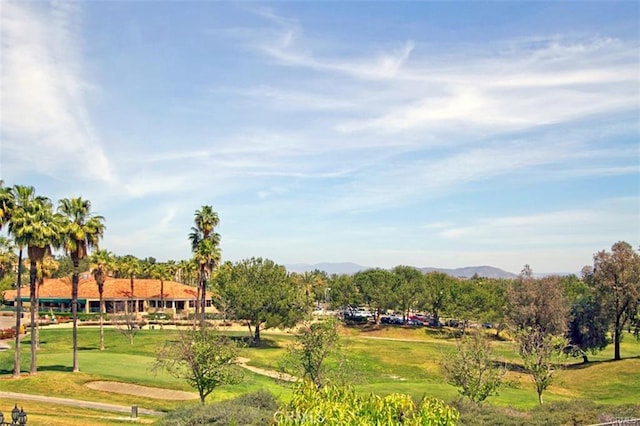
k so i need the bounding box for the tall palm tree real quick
[9,188,61,375]
[58,197,106,373]
[90,249,113,351]
[189,206,221,327]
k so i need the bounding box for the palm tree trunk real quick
[72,257,80,373]
[199,271,206,328]
[13,248,23,378]
[29,257,37,375]
[35,275,42,350]
[130,276,137,314]
[99,286,105,351]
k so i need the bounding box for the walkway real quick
[0,391,164,416]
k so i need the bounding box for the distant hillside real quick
[286,262,518,279]
[419,265,518,279]
[286,262,368,275]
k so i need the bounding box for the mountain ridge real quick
[285,262,519,279]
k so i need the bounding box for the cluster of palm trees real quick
[0,181,225,376]
[0,182,105,376]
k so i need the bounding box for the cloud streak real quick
[1,2,114,183]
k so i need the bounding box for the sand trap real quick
[86,381,199,400]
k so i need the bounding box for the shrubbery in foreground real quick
[157,390,278,426]
[275,381,459,425]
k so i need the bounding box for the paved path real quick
[0,391,164,416]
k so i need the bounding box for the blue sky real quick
[1,1,638,274]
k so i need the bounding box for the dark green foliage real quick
[566,297,609,362]
[157,390,278,426]
[213,258,306,345]
[51,255,90,278]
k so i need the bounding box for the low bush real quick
[0,328,16,339]
[454,399,640,425]
[157,390,278,426]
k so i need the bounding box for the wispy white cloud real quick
[1,2,114,183]
[437,197,638,247]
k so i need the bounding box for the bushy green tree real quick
[353,268,399,323]
[214,257,306,345]
[587,241,640,361]
[566,296,609,363]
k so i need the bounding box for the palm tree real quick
[119,256,141,314]
[58,197,106,373]
[90,249,113,350]
[0,184,21,378]
[9,188,61,375]
[189,206,221,327]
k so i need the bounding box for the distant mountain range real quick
[285,262,519,279]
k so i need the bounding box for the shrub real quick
[276,381,459,425]
[0,328,16,339]
[454,399,640,425]
[157,390,278,426]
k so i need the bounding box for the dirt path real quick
[237,357,298,382]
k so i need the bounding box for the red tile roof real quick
[3,277,212,300]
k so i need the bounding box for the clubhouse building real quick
[2,277,214,315]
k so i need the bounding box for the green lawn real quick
[1,324,639,424]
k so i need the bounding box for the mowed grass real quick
[0,324,639,424]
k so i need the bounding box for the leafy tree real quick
[566,295,609,363]
[517,326,566,405]
[474,277,509,337]
[507,267,568,404]
[441,331,507,403]
[90,249,114,350]
[420,271,454,325]
[189,205,221,327]
[447,279,487,335]
[507,271,568,336]
[154,327,243,404]
[587,241,640,361]
[275,381,459,425]
[392,265,423,321]
[214,257,306,345]
[59,197,106,373]
[0,236,17,281]
[327,273,360,309]
[51,254,90,278]
[285,318,341,387]
[353,268,398,323]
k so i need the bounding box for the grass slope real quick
[0,324,638,424]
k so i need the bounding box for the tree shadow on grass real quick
[38,364,73,372]
[228,335,280,349]
[564,355,640,370]
[78,346,100,351]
